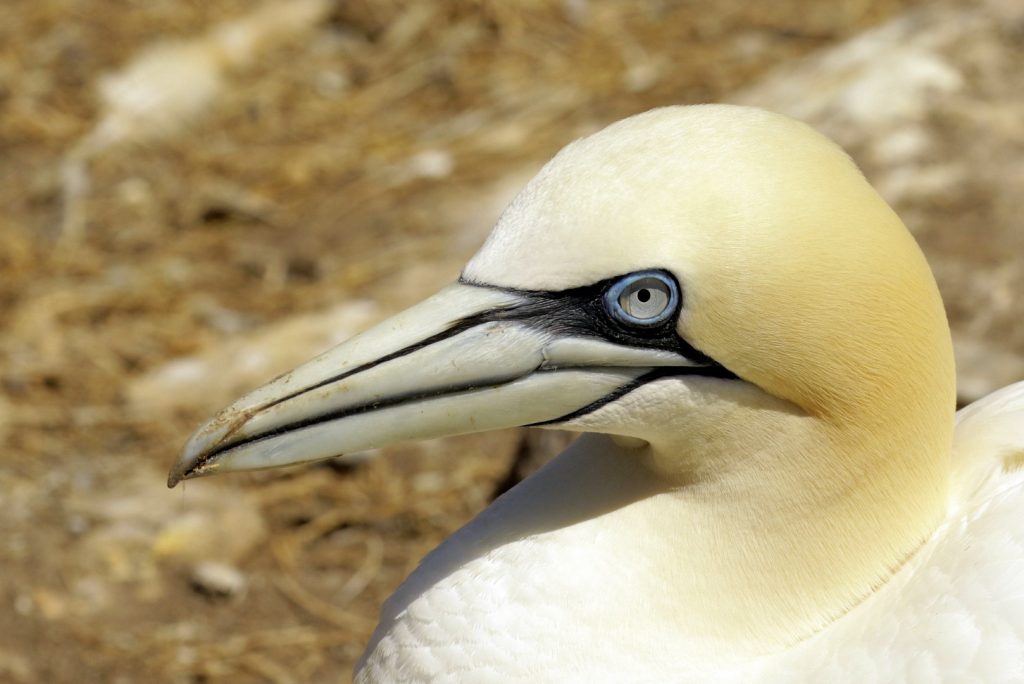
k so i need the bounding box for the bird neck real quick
[634,399,952,654]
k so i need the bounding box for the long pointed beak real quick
[168,281,710,487]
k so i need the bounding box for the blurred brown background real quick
[1,1,1021,681]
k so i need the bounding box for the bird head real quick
[169,105,954,489]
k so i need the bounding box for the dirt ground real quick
[5,0,1011,681]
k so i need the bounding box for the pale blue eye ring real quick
[604,271,679,327]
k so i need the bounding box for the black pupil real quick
[636,288,651,303]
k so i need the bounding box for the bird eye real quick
[605,272,679,327]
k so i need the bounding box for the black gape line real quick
[189,271,738,472]
[459,269,718,363]
[457,270,738,425]
[530,368,695,427]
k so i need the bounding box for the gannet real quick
[169,105,1024,682]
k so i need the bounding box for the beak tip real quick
[168,406,251,488]
[167,454,196,488]
[166,436,210,489]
